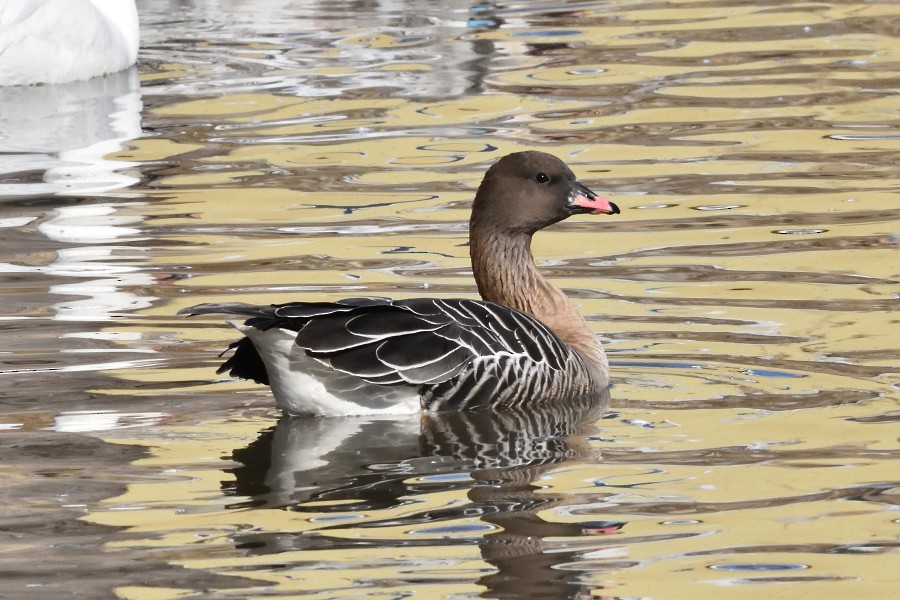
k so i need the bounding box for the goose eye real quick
[535,172,550,184]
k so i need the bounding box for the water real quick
[1,0,897,598]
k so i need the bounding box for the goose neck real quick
[468,223,607,374]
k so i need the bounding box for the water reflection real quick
[0,68,142,196]
[139,0,505,99]
[0,66,154,383]
[0,65,153,321]
[227,391,610,597]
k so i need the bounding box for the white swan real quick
[0,0,138,85]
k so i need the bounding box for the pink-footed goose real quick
[180,151,620,416]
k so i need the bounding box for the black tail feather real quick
[218,338,270,385]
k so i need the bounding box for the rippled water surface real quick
[1,0,898,598]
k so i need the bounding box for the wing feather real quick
[312,342,396,379]
[375,335,471,383]
[345,310,442,338]
[375,332,462,369]
[394,347,472,384]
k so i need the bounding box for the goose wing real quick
[182,298,573,396]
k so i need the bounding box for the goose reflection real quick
[226,389,620,598]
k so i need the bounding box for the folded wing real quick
[181,297,576,411]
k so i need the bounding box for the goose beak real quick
[568,183,620,215]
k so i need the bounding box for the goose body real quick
[182,151,620,416]
[0,0,138,85]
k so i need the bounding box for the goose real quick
[181,151,621,416]
[0,0,138,85]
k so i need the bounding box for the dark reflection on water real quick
[225,390,621,597]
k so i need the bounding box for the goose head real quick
[471,151,619,235]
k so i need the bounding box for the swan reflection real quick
[0,68,151,324]
[0,68,141,196]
